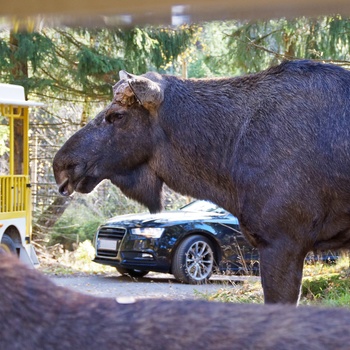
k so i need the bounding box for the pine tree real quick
[0,26,196,102]
[191,16,350,78]
[0,25,197,242]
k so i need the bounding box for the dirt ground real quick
[48,270,259,300]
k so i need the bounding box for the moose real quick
[1,249,350,349]
[54,60,350,304]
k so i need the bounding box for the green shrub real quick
[50,209,102,249]
[301,273,350,307]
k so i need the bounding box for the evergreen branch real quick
[55,29,86,48]
[33,93,84,103]
[36,66,109,100]
[36,67,82,95]
[41,31,79,67]
[223,28,281,44]
[245,39,350,66]
[246,39,293,60]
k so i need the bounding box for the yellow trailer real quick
[0,83,42,266]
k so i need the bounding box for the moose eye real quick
[105,113,124,124]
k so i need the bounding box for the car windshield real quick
[180,200,227,214]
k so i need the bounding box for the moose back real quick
[2,250,350,349]
[53,60,350,304]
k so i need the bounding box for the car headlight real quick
[131,227,165,238]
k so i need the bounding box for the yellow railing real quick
[0,175,28,213]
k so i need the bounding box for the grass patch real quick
[300,253,350,307]
[303,253,350,277]
[205,254,350,306]
[197,281,264,304]
[39,240,115,275]
[301,272,350,307]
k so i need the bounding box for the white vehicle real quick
[0,83,42,266]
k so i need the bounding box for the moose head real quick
[53,71,168,213]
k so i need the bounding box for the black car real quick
[93,200,339,284]
[93,200,259,284]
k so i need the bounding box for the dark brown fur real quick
[1,251,350,349]
[53,61,350,304]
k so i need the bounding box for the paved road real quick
[49,272,260,300]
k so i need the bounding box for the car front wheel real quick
[116,267,149,278]
[172,235,215,284]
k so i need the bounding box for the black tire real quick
[1,234,16,254]
[116,267,149,278]
[172,235,215,284]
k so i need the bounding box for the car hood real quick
[104,210,237,227]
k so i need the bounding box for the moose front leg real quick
[258,244,306,305]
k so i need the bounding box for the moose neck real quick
[150,75,255,213]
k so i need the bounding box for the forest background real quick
[1,16,350,250]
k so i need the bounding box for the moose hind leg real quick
[259,244,306,304]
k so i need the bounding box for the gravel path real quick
[49,272,260,300]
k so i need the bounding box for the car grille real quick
[98,226,126,240]
[96,226,126,258]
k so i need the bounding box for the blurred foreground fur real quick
[1,251,350,350]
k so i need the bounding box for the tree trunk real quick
[9,32,28,84]
[10,32,28,175]
[283,32,296,59]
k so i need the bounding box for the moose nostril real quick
[58,178,70,196]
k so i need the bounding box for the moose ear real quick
[118,70,164,111]
[119,70,133,81]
